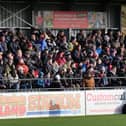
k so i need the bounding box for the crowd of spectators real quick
[0,28,126,90]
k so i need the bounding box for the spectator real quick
[8,36,20,55]
[40,33,48,51]
[0,28,125,90]
[31,33,39,51]
[55,52,66,66]
[72,44,82,63]
[36,71,45,88]
[0,52,4,77]
[8,69,19,90]
[5,52,15,75]
[107,66,119,86]
[0,34,8,52]
[83,67,95,89]
[16,58,29,75]
[76,29,85,46]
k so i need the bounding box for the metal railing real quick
[0,76,126,92]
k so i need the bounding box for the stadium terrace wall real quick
[0,89,125,119]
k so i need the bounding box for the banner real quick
[43,11,88,28]
[0,89,125,119]
[86,89,125,115]
[33,11,106,29]
[27,91,84,117]
[0,91,84,119]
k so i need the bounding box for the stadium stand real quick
[0,28,125,90]
[0,0,125,91]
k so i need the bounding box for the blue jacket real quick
[37,72,45,87]
[40,39,48,51]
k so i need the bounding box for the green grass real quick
[0,115,126,126]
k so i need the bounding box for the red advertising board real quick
[53,11,88,28]
[34,11,105,29]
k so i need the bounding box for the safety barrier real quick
[0,76,126,91]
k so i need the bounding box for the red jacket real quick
[17,63,29,75]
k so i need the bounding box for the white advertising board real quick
[0,89,126,119]
[0,91,85,119]
[86,89,126,115]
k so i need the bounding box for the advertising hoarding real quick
[86,89,125,115]
[34,11,106,29]
[0,91,84,119]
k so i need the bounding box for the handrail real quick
[0,76,125,92]
[1,76,126,81]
